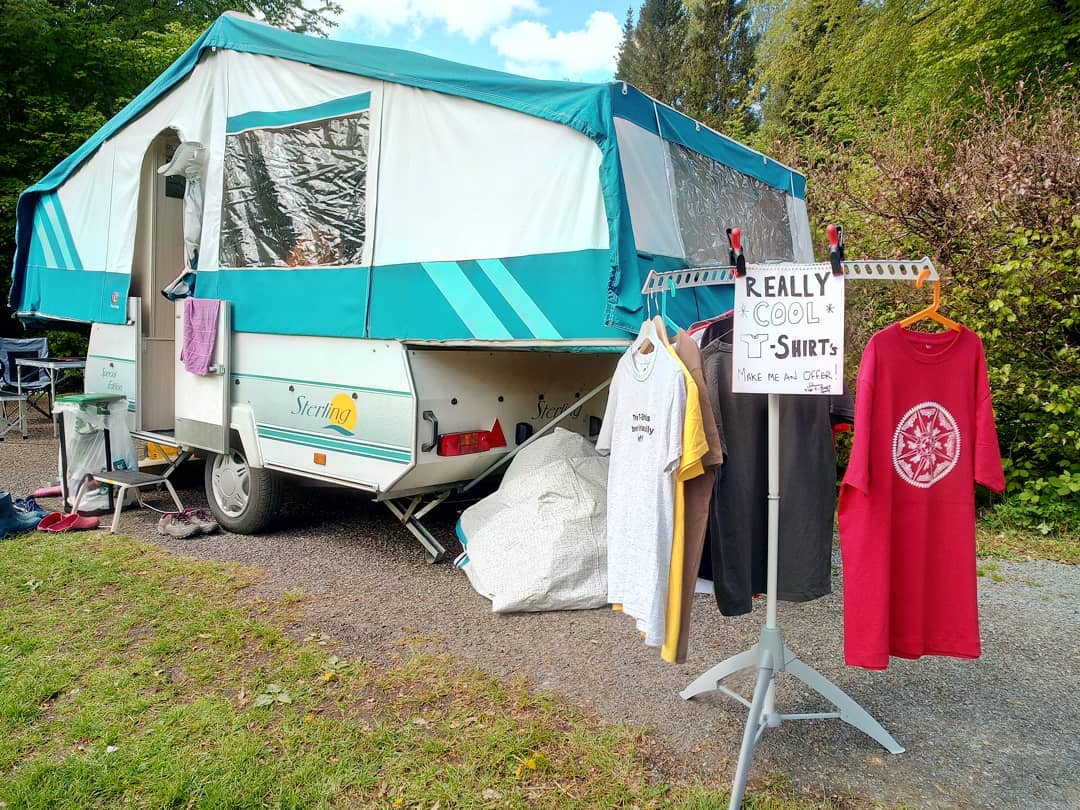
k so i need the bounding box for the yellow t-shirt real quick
[662,346,710,663]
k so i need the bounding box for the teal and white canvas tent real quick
[10,12,809,346]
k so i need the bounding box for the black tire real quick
[203,447,282,534]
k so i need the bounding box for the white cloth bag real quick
[456,428,609,613]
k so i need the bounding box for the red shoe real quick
[37,512,66,532]
[54,514,100,532]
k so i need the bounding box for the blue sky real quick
[333,1,632,82]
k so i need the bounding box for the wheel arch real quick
[229,403,264,467]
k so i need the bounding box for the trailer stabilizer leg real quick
[383,495,450,563]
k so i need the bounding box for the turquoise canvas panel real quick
[30,268,129,324]
[195,267,370,336]
[368,251,625,341]
[14,194,128,324]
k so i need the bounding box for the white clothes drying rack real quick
[642,257,939,809]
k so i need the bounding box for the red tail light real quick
[437,420,508,456]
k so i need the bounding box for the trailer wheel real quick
[204,447,282,534]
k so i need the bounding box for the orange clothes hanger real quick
[899,269,962,332]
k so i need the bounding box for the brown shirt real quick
[672,330,725,662]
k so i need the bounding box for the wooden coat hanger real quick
[899,270,961,332]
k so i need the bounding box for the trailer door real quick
[174,300,231,453]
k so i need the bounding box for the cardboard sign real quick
[732,266,845,395]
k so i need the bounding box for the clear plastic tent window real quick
[220,113,369,268]
[668,142,794,265]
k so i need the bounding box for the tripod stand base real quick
[682,626,903,809]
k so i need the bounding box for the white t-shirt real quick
[596,333,686,646]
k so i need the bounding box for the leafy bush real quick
[777,79,1079,534]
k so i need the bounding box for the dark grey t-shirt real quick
[701,334,852,616]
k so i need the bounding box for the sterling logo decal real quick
[291,393,358,436]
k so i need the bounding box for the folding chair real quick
[0,338,50,420]
[0,378,28,440]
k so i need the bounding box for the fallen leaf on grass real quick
[481,788,503,802]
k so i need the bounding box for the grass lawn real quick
[0,531,836,809]
[976,524,1079,565]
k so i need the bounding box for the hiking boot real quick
[184,508,219,534]
[157,511,199,539]
[0,491,42,538]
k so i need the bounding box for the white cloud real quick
[336,0,544,41]
[489,11,622,81]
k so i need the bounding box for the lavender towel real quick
[181,298,220,375]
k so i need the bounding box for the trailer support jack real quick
[383,490,451,563]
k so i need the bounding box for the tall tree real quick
[753,0,863,137]
[754,0,1080,137]
[616,0,690,108]
[682,0,759,137]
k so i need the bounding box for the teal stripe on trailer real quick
[476,259,562,339]
[258,427,411,460]
[257,425,411,463]
[40,194,83,269]
[368,251,626,342]
[227,91,371,133]
[32,218,59,269]
[232,372,409,398]
[457,261,533,339]
[258,422,410,452]
[497,251,627,340]
[367,263,470,340]
[420,262,513,340]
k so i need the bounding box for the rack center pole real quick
[766,393,780,631]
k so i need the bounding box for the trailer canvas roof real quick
[10,13,808,344]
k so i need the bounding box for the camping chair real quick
[0,337,51,421]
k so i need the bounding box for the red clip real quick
[727,227,747,277]
[827,224,845,276]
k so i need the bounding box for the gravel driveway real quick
[4,417,1078,809]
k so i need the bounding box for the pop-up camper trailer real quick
[9,13,810,558]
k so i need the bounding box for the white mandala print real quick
[892,401,961,488]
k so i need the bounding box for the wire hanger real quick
[652,277,677,346]
[899,269,961,332]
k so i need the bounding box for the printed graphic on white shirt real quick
[892,401,961,488]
